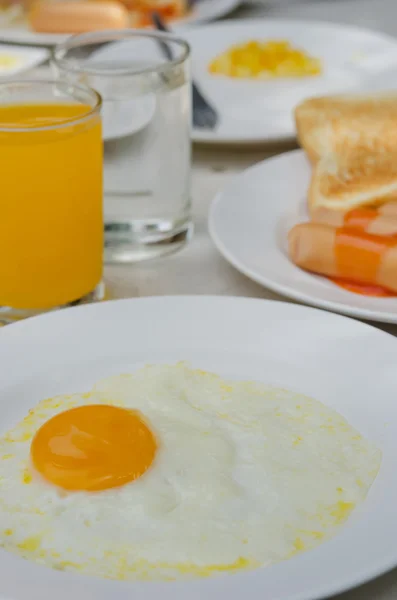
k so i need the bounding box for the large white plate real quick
[209,151,397,323]
[185,19,397,144]
[1,295,397,599]
[0,0,241,46]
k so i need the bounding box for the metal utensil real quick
[152,11,218,130]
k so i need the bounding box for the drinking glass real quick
[52,30,192,263]
[0,80,103,323]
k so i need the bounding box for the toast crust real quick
[296,93,397,211]
[308,151,397,212]
[295,93,397,162]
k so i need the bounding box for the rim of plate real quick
[209,151,397,323]
[190,18,397,145]
[0,293,388,335]
[180,0,241,26]
[1,296,397,600]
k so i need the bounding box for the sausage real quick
[379,201,397,216]
[310,206,397,236]
[288,222,397,292]
[29,0,129,33]
[288,222,337,275]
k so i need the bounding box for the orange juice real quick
[0,103,103,309]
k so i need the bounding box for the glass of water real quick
[52,30,191,263]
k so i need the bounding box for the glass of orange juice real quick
[0,80,103,322]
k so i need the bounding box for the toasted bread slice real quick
[295,93,397,163]
[308,150,397,213]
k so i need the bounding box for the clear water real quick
[55,38,192,263]
[102,78,192,262]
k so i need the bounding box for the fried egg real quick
[0,363,381,581]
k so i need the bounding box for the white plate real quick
[0,0,241,46]
[0,44,48,76]
[184,19,397,144]
[1,295,397,599]
[209,150,397,324]
[101,95,156,142]
[78,42,158,142]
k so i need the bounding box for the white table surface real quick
[13,0,397,597]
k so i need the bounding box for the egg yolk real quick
[30,405,157,492]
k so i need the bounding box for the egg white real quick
[0,363,381,581]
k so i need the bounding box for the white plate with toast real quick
[183,19,397,145]
[0,0,241,46]
[209,150,397,324]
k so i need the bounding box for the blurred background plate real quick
[0,0,242,46]
[102,94,156,141]
[186,19,397,144]
[0,43,48,75]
